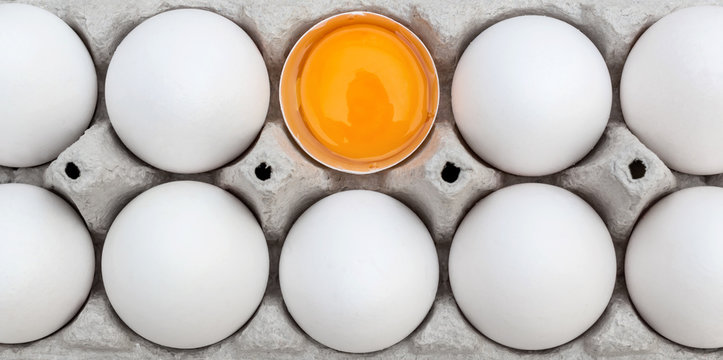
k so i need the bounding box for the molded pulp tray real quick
[1,0,722,359]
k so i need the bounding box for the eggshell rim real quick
[279,11,440,175]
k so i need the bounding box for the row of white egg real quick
[0,3,268,173]
[2,181,722,352]
[3,3,723,177]
[454,5,723,176]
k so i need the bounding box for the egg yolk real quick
[297,23,432,161]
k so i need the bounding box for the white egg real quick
[626,186,723,349]
[0,3,97,168]
[0,184,94,344]
[102,181,269,349]
[280,190,438,353]
[451,15,611,177]
[449,183,615,350]
[621,6,723,175]
[105,9,269,174]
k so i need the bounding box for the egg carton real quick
[0,0,721,359]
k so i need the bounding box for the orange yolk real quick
[297,23,431,161]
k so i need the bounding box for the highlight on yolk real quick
[280,12,439,174]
